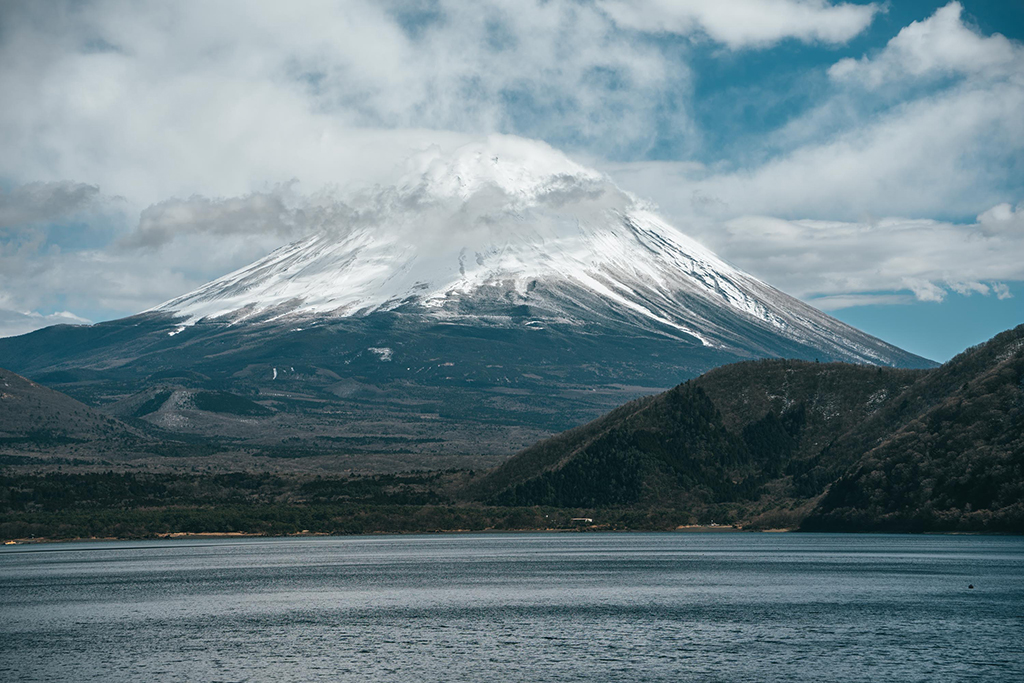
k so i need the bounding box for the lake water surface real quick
[1,533,1022,682]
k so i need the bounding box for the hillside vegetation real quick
[0,368,140,445]
[470,325,1024,532]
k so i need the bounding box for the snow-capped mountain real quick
[155,136,909,366]
[0,136,933,462]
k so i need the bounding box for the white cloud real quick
[694,81,1024,219]
[602,84,1022,222]
[600,0,879,49]
[603,2,1024,222]
[830,2,1019,86]
[0,181,101,229]
[121,187,310,249]
[902,278,950,303]
[0,0,686,207]
[0,1,879,209]
[0,240,190,321]
[687,205,1023,308]
[0,186,293,337]
[805,293,916,311]
[992,283,1012,300]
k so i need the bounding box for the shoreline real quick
[5,525,778,545]
[6,524,1019,547]
[5,520,1000,545]
[6,527,1019,546]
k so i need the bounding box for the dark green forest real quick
[471,325,1024,533]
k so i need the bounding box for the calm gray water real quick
[1,533,1021,682]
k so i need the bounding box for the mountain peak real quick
[404,135,606,205]
[153,135,926,368]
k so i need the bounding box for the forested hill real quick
[803,325,1024,531]
[469,325,1024,532]
[0,367,140,444]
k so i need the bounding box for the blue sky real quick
[0,0,1021,361]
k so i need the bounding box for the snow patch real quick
[996,338,1024,363]
[369,347,393,362]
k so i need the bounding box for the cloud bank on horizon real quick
[0,0,1021,353]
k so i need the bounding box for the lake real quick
[1,533,1021,682]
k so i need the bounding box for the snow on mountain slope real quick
[154,135,917,366]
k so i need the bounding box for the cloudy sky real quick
[0,0,1021,361]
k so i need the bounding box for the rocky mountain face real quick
[0,137,933,463]
[470,325,1024,533]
